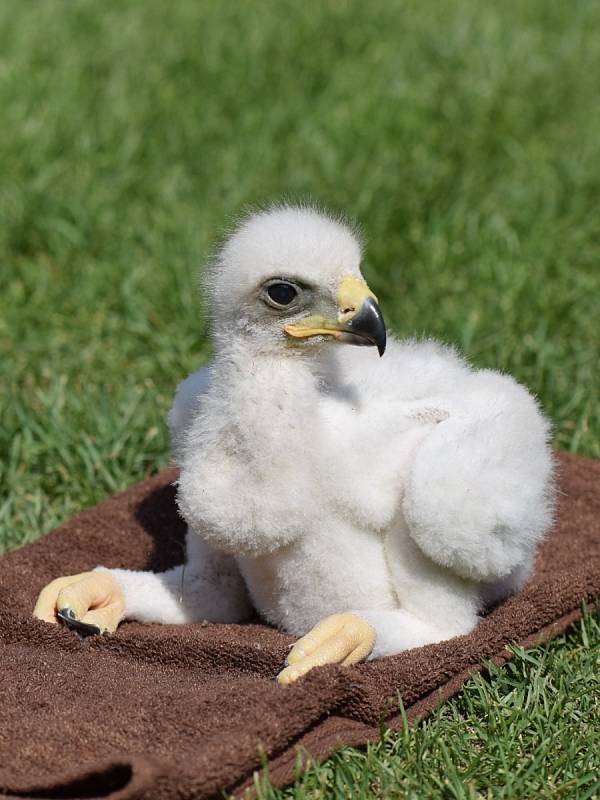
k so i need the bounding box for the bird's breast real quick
[318,398,440,535]
[236,521,398,637]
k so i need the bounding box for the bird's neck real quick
[210,342,339,433]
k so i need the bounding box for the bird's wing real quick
[400,368,554,583]
[168,367,211,457]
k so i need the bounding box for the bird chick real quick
[34,205,554,684]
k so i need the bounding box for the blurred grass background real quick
[0,1,598,797]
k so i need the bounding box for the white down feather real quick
[101,205,555,658]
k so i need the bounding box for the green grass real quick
[253,608,600,800]
[0,1,598,797]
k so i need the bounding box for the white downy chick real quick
[96,205,554,681]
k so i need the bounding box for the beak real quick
[284,276,387,356]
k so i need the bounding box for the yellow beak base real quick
[284,276,386,355]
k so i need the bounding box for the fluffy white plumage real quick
[100,205,554,661]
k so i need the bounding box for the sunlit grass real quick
[1,1,598,797]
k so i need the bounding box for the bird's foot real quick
[33,571,125,634]
[277,613,376,685]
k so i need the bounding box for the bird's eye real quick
[264,281,298,308]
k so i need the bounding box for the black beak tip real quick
[342,296,387,356]
[365,297,386,357]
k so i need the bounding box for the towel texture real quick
[0,451,598,799]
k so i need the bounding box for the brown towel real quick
[0,451,598,799]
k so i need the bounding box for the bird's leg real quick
[277,613,376,684]
[33,529,252,630]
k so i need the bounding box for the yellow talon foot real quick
[277,613,376,685]
[33,571,125,634]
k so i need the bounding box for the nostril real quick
[342,306,354,314]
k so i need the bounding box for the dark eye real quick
[265,282,298,307]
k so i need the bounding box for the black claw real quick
[57,608,102,637]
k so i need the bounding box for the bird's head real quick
[205,205,386,357]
